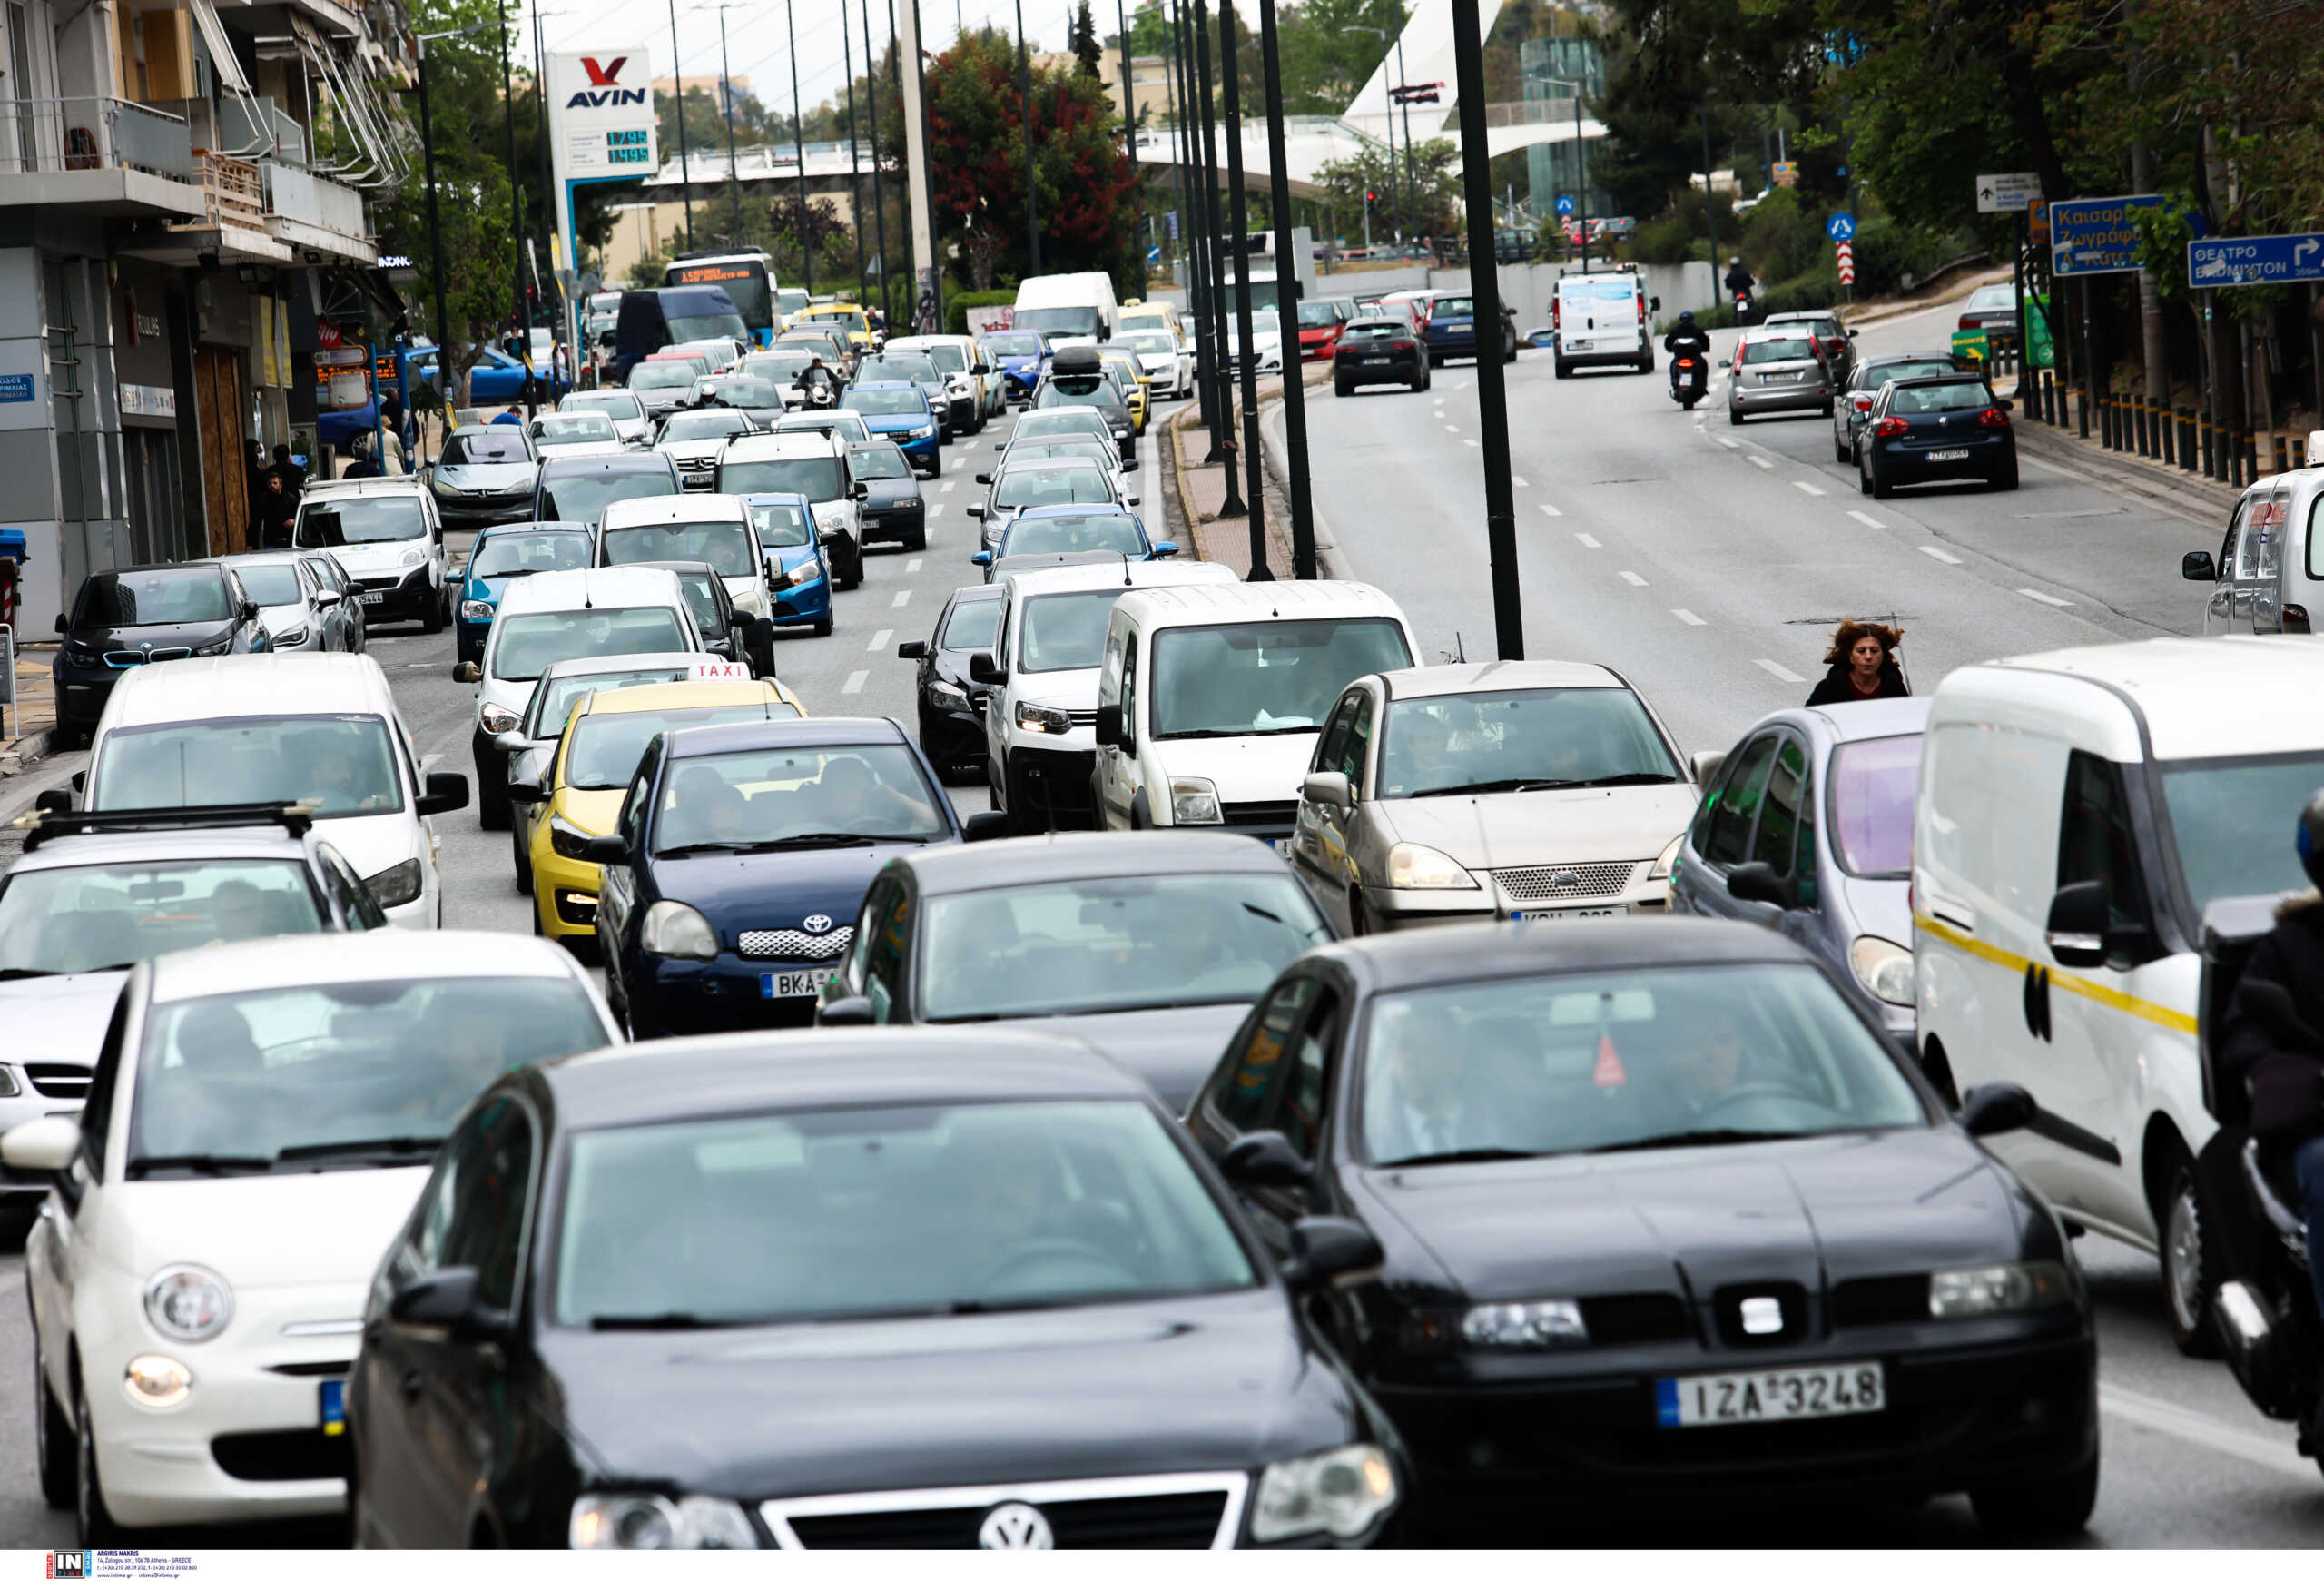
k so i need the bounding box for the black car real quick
[626,558,772,677]
[816,833,1335,1112]
[1831,352,1963,463]
[846,440,927,552]
[1034,348,1137,462]
[593,716,996,1038]
[1332,317,1430,396]
[49,564,269,746]
[348,1032,1407,1549]
[898,584,1002,777]
[532,451,683,524]
[1185,919,2098,1537]
[1855,374,2017,497]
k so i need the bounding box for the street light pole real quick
[1255,0,1310,575]
[1394,34,1413,245]
[416,38,451,356]
[1217,0,1260,549]
[665,0,695,250]
[842,0,866,303]
[497,0,533,416]
[861,0,891,323]
[1449,0,1521,657]
[1349,25,1396,250]
[1191,0,1234,474]
[786,0,812,294]
[1014,0,1040,272]
[1117,0,1138,271]
[716,5,743,244]
[1168,0,1216,438]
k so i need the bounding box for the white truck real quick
[1013,272,1120,347]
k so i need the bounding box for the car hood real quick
[1371,783,1699,868]
[257,605,312,640]
[541,440,626,459]
[3,972,128,1069]
[65,617,239,657]
[434,462,537,491]
[554,786,629,837]
[1003,1002,1249,1115]
[1353,1128,2019,1301]
[860,412,926,434]
[106,1167,431,1291]
[327,540,430,578]
[1151,732,1321,805]
[655,840,949,940]
[544,1287,1363,1497]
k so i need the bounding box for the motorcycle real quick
[1669,354,1708,410]
[1730,289,1756,324]
[800,380,838,410]
[2193,895,2323,1475]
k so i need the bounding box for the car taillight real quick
[1875,417,1910,437]
[2286,604,2312,634]
[1958,315,1974,331]
[1551,299,1561,330]
[1977,407,2011,429]
[1637,296,1647,323]
[1853,395,1874,411]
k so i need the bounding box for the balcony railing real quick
[171,152,267,232]
[1488,96,1581,128]
[0,96,194,181]
[264,159,367,241]
[221,96,310,169]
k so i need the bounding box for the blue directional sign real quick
[1555,193,1576,217]
[1147,244,1162,264]
[2049,194,2166,276]
[2188,233,2324,287]
[1826,212,1855,242]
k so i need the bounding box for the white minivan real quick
[1551,269,1654,378]
[1092,581,1419,848]
[1913,636,2324,1352]
[76,653,467,926]
[290,478,450,633]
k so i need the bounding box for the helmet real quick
[1729,256,1742,266]
[1678,310,1696,326]
[2299,787,2324,891]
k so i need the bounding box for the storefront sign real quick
[119,382,177,417]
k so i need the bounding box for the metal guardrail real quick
[0,96,193,182]
[1486,96,1581,129]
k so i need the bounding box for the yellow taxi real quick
[792,301,876,355]
[519,677,804,944]
[1096,346,1151,432]
[1118,301,1184,347]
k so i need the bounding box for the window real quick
[1342,692,1375,795]
[94,716,404,819]
[599,520,757,578]
[1700,734,1778,867]
[2158,750,2324,914]
[1018,589,1123,673]
[74,568,231,627]
[2224,495,2257,580]
[2056,750,2149,935]
[862,880,912,1022]
[320,847,389,929]
[1750,738,1808,876]
[1276,990,1340,1161]
[490,608,691,681]
[438,1098,536,1312]
[1313,693,1358,782]
[1211,976,1316,1132]
[80,989,132,1179]
[1376,687,1679,800]
[1150,619,1414,738]
[441,430,531,466]
[0,857,326,971]
[1828,734,1922,878]
[941,597,1001,652]
[1119,633,1139,736]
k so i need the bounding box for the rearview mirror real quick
[896,639,928,659]
[34,789,71,815]
[313,587,342,606]
[1995,397,2014,411]
[819,994,875,1027]
[2044,880,2122,968]
[974,472,992,486]
[1125,493,1140,507]
[1220,1131,1312,1188]
[490,730,533,754]
[1956,1082,2037,1138]
[966,504,985,520]
[54,614,68,633]
[852,481,870,499]
[1284,1215,1384,1292]
[1303,770,1351,811]
[2181,550,2218,582]
[969,652,1004,685]
[416,771,470,817]
[1689,749,1727,786]
[971,551,992,567]
[1153,541,1177,558]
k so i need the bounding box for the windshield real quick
[600,520,757,578]
[1152,619,1413,737]
[1014,411,1108,443]
[553,1099,1254,1328]
[775,289,812,317]
[442,431,531,466]
[232,565,304,607]
[921,344,968,373]
[562,393,642,423]
[538,469,677,525]
[1965,285,2014,311]
[1016,306,1100,338]
[566,704,776,790]
[1341,321,1402,342]
[865,354,938,382]
[1009,440,1115,469]
[700,380,782,410]
[94,716,403,818]
[922,874,1326,1022]
[492,608,691,680]
[749,499,815,548]
[0,859,322,975]
[530,666,694,735]
[849,448,911,481]
[1360,964,1925,1165]
[720,456,843,500]
[1890,381,1994,413]
[650,744,946,852]
[984,331,1042,356]
[660,410,753,441]
[1004,513,1144,558]
[628,362,698,390]
[2160,753,2324,914]
[1123,332,1177,355]
[1018,589,1124,673]
[1829,734,1922,878]
[128,978,606,1176]
[470,529,591,579]
[942,598,1002,649]
[535,414,617,447]
[296,496,427,546]
[665,311,748,342]
[996,467,1113,509]
[1741,336,1817,365]
[843,388,929,416]
[1377,688,1679,798]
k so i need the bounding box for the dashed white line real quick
[1746,454,1774,469]
[841,670,868,694]
[1715,436,1739,450]
[1754,658,1807,684]
[906,557,923,572]
[1618,570,1648,587]
[1919,545,1962,565]
[891,589,912,607]
[940,479,955,491]
[1846,509,1887,530]
[1541,504,1566,519]
[1462,439,1479,448]
[870,627,893,652]
[1444,424,1460,434]
[2100,1383,2319,1480]
[1791,479,1826,496]
[1672,608,1707,627]
[927,503,944,519]
[1572,530,1598,548]
[2019,588,2074,607]
[1511,475,1529,489]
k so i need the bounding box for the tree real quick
[1071,1,1106,77]
[1315,137,1463,237]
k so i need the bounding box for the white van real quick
[2177,441,2324,634]
[977,558,1239,833]
[1551,268,1653,378]
[884,333,1005,430]
[1914,636,2324,1351]
[715,431,862,548]
[1092,581,1419,847]
[290,478,450,633]
[596,491,774,623]
[80,653,467,926]
[1013,272,1120,347]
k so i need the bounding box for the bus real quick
[662,252,778,346]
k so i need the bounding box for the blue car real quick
[407,344,571,405]
[455,521,594,663]
[980,330,1049,402]
[839,380,942,477]
[740,492,835,637]
[593,716,1002,1037]
[972,504,1177,583]
[1421,291,1519,365]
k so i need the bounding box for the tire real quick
[74,1371,124,1546]
[1727,405,1744,426]
[1969,1454,2099,1538]
[1680,395,1699,410]
[1836,432,1854,464]
[905,529,926,552]
[476,773,510,833]
[1552,357,1571,380]
[1417,366,1431,390]
[1505,327,1520,363]
[1989,463,2021,491]
[1857,455,1876,495]
[1348,887,1376,936]
[2159,1146,2221,1357]
[512,823,533,895]
[1334,380,1351,398]
[421,588,448,634]
[34,1326,71,1509]
[1868,465,1892,499]
[1637,347,1654,374]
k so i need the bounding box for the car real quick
[739,493,840,633]
[202,552,355,654]
[839,380,943,476]
[290,478,452,634]
[883,332,1002,430]
[670,336,746,373]
[530,450,682,525]
[898,584,1004,780]
[1285,661,1695,935]
[654,406,759,489]
[47,564,271,745]
[625,559,770,674]
[852,351,952,438]
[1118,325,1195,398]
[980,328,1049,403]
[454,522,594,665]
[1419,292,1519,366]
[976,504,1175,584]
[1670,697,1929,1038]
[1332,316,1430,396]
[987,434,1126,485]
[1854,373,2016,495]
[771,410,875,447]
[1295,296,1357,361]
[1550,271,1653,378]
[968,459,1136,549]
[596,716,994,1037]
[1761,310,1857,387]
[1007,406,1135,468]
[347,1029,1405,1549]
[1031,348,1137,460]
[556,390,652,445]
[625,357,709,419]
[717,432,863,557]
[1096,347,1153,431]
[5,929,615,1543]
[407,343,567,405]
[845,440,927,553]
[1185,919,2100,1536]
[1724,323,1833,425]
[1830,352,1964,463]
[689,375,786,425]
[1956,282,2021,347]
[2181,463,2324,635]
[1221,310,1285,377]
[789,300,876,354]
[463,567,707,829]
[427,424,543,528]
[294,549,369,654]
[774,327,853,375]
[596,493,777,636]
[511,678,804,949]
[1117,301,1185,345]
[528,410,626,458]
[736,348,819,408]
[818,834,1334,1112]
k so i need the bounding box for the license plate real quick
[1268,836,1294,856]
[1364,357,1392,366]
[359,592,385,605]
[1925,448,1970,461]
[1657,1361,1886,1428]
[319,1378,347,1437]
[763,968,838,999]
[1514,905,1626,921]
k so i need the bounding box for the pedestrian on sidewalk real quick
[1807,619,1908,706]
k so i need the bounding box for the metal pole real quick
[1450,0,1520,657]
[862,0,891,323]
[1218,0,1261,549]
[787,0,812,294]
[665,0,695,249]
[842,7,866,303]
[1170,0,1216,436]
[532,6,555,311]
[1192,0,1233,468]
[1575,84,1587,272]
[1395,35,1413,247]
[1256,0,1310,576]
[718,7,743,244]
[911,0,942,331]
[499,0,532,416]
[1118,0,1139,272]
[419,41,450,355]
[1016,0,1041,272]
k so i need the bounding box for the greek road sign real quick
[1771,161,1797,188]
[2049,194,2166,276]
[1975,173,2041,213]
[2187,234,2324,287]
[1555,194,1575,217]
[1826,212,1856,242]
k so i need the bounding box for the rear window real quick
[1341,321,1402,341]
[941,598,1002,650]
[1429,297,1475,319]
[1741,337,1817,365]
[538,469,677,526]
[1888,381,1993,413]
[996,467,1114,509]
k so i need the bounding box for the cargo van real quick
[1551,268,1654,377]
[2177,438,2324,634]
[612,285,749,383]
[1013,272,1119,347]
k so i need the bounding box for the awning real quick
[188,0,253,95]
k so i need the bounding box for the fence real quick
[0,96,192,182]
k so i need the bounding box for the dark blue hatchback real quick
[1855,374,2018,497]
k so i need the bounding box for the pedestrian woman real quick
[1807,619,1908,706]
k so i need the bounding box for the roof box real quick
[1049,344,1104,375]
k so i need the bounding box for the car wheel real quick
[1505,327,1520,362]
[422,588,448,634]
[1836,432,1853,464]
[812,617,833,637]
[1989,462,2020,491]
[1856,453,1876,495]
[1969,1453,2099,1537]
[74,1370,124,1546]
[476,774,510,833]
[1347,886,1374,936]
[512,824,533,895]
[1727,404,1743,426]
[34,1322,71,1509]
[1334,380,1351,398]
[1552,357,1570,380]
[1867,459,1892,499]
[2159,1146,2221,1357]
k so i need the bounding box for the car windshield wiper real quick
[126,1153,275,1178]
[1586,1129,1813,1155]
[1377,1146,1542,1167]
[274,1135,443,1163]
[1406,777,1579,797]
[1572,772,1684,787]
[589,1312,751,1330]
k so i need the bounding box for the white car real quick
[716,431,863,550]
[557,390,652,446]
[886,332,1004,430]
[596,492,773,622]
[209,552,350,652]
[1221,310,1285,376]
[529,410,625,459]
[1119,326,1195,398]
[5,930,617,1541]
[290,478,450,634]
[653,407,759,489]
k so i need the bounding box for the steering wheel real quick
[972,1237,1134,1299]
[1696,1081,1825,1126]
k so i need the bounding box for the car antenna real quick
[1121,552,1133,587]
[1455,630,1468,663]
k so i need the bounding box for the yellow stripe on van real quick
[1912,912,2198,1037]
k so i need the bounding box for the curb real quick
[2014,422,2234,529]
[0,726,55,780]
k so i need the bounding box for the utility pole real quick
[716,5,743,245]
[1450,0,1521,657]
[497,0,532,416]
[1117,0,1139,272]
[786,0,812,293]
[417,37,451,355]
[842,0,866,303]
[911,0,942,331]
[665,0,695,250]
[1015,0,1041,272]
[531,5,556,304]
[1169,0,1216,437]
[862,0,891,324]
[1256,0,1311,576]
[1192,0,1233,472]
[1217,0,1261,548]
[1394,32,1414,246]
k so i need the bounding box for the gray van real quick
[2180,447,2324,634]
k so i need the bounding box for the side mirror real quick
[453,661,482,683]
[2044,879,2124,968]
[819,993,875,1027]
[388,1266,506,1339]
[583,834,629,864]
[970,551,992,567]
[416,771,470,817]
[974,472,992,486]
[969,651,1005,685]
[1995,397,2014,411]
[34,788,72,815]
[896,639,928,659]
[966,504,985,520]
[2182,550,2218,582]
[1220,1130,1312,1188]
[241,601,260,624]
[962,810,1011,843]
[1649,296,1662,312]
[54,614,68,634]
[1726,860,1796,909]
[1956,1081,2037,1138]
[1124,457,1141,472]
[505,779,546,806]
[1125,493,1140,507]
[1718,359,1732,369]
[1303,769,1352,811]
[1689,749,1727,786]
[1846,328,1859,338]
[852,481,870,499]
[1153,541,1177,558]
[314,588,342,606]
[1283,1215,1384,1292]
[490,730,533,754]
[1093,702,1123,747]
[0,1116,82,1173]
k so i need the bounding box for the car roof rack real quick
[15,801,321,853]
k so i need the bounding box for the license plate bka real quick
[763,968,837,999]
[1657,1361,1886,1428]
[1926,448,1970,461]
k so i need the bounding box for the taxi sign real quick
[690,658,752,681]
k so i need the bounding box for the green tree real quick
[1315,137,1462,237]
[1071,1,1106,76]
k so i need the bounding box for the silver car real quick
[1285,661,1699,934]
[1725,324,1833,424]
[204,551,358,652]
[2181,460,2324,636]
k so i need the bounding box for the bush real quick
[1630,211,1704,264]
[1848,216,1955,297]
[1738,189,1826,285]
[1760,265,1839,316]
[944,289,1018,337]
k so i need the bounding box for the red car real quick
[1295,296,1358,361]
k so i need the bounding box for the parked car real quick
[47,565,271,746]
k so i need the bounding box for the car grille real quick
[738,924,854,961]
[25,1064,90,1101]
[675,454,715,470]
[762,1473,1245,1550]
[1220,799,1296,828]
[1578,1291,1694,1345]
[102,647,192,667]
[357,575,404,592]
[1063,708,1098,727]
[1492,861,1640,901]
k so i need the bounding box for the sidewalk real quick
[1165,364,1337,579]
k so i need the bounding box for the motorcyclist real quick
[1662,311,1712,391]
[793,355,839,403]
[1723,256,1755,299]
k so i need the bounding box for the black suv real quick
[50,564,270,746]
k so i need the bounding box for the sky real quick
[508,0,1125,133]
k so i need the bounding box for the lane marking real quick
[1462,439,1480,448]
[1747,454,1774,469]
[869,627,893,652]
[1618,570,1648,587]
[1512,475,1529,488]
[1754,658,1806,684]
[1919,545,1963,565]
[1672,608,1707,627]
[1444,424,1460,434]
[1541,504,1566,519]
[1846,509,1887,530]
[941,479,955,491]
[1572,531,1599,548]
[927,503,945,519]
[891,589,911,608]
[1715,436,1738,450]
[906,557,923,572]
[1791,479,1826,496]
[841,669,867,694]
[2099,1383,2319,1480]
[2019,588,2074,607]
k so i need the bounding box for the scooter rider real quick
[793,355,840,405]
[1723,256,1755,299]
[1663,311,1711,391]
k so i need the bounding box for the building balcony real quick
[0,95,209,217]
[262,160,374,264]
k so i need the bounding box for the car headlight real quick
[1927,1260,2075,1319]
[549,814,597,861]
[1458,1298,1590,1349]
[570,1492,757,1549]
[143,1265,233,1343]
[640,899,719,959]
[400,548,427,568]
[1168,776,1222,825]
[1649,832,1684,884]
[1015,701,1072,735]
[783,558,824,590]
[478,703,521,735]
[273,626,310,647]
[123,1354,193,1409]
[929,679,970,709]
[64,647,101,669]
[0,1066,18,1097]
[1249,1444,1399,1546]
[460,599,496,621]
[193,636,234,657]
[1849,934,1915,1007]
[1384,841,1478,890]
[911,422,936,439]
[367,857,425,908]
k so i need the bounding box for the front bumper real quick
[770,575,833,626]
[52,663,123,726]
[895,433,941,474]
[530,831,603,941]
[1729,379,1831,415]
[1869,432,2015,482]
[1005,744,1099,830]
[860,505,925,546]
[350,566,438,624]
[630,951,833,1036]
[455,609,493,663]
[674,458,720,490]
[920,697,987,768]
[430,487,536,525]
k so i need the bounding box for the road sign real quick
[1836,240,1856,285]
[1951,328,1989,364]
[2028,202,2051,244]
[1555,194,1575,217]
[2187,233,2324,287]
[1147,244,1162,264]
[1827,212,1856,243]
[1771,161,1798,188]
[1975,172,2042,213]
[2049,194,2166,276]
